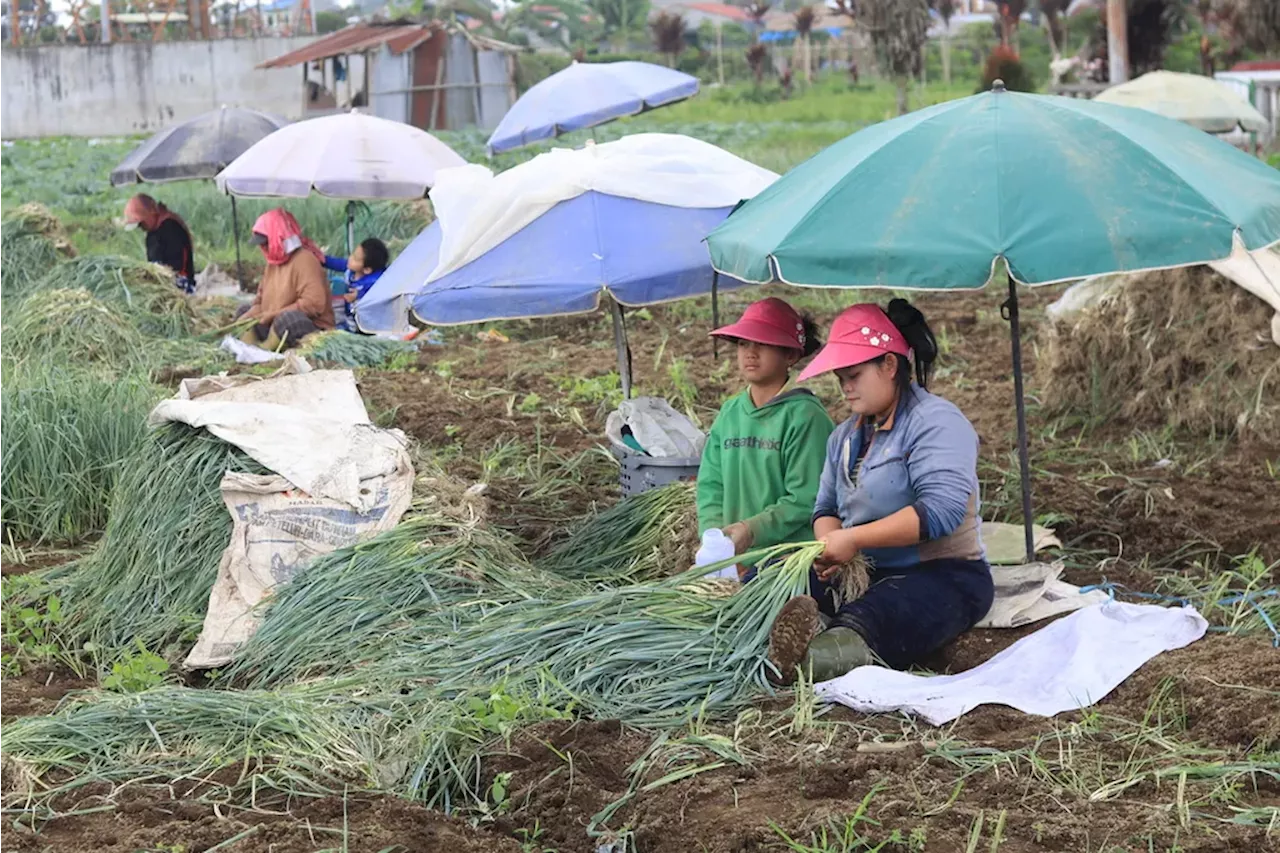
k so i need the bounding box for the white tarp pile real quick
[1048,240,1280,346]
[150,356,415,669]
[818,602,1208,725]
[425,133,778,283]
[971,521,1108,628]
[976,561,1110,629]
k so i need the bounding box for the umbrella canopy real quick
[215,111,467,200]
[356,193,749,333]
[708,86,1280,290]
[706,83,1280,563]
[110,106,290,187]
[1093,70,1270,134]
[486,61,699,155]
[358,132,775,335]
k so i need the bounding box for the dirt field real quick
[3,286,1277,852]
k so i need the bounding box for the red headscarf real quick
[123,194,191,241]
[251,208,324,266]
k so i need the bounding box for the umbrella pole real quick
[230,196,245,292]
[610,296,633,400]
[711,270,720,359]
[1002,275,1036,563]
[346,201,355,255]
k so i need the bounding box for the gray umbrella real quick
[111,106,290,288]
[111,106,290,186]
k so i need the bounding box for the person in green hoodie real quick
[698,297,836,577]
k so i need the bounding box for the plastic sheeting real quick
[428,133,777,282]
[356,134,776,333]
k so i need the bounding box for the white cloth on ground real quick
[220,334,285,364]
[816,602,1208,725]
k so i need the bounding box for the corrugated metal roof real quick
[258,23,437,68]
[763,6,848,32]
[681,3,749,22]
[1231,60,1280,73]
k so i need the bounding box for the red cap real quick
[798,304,910,382]
[710,297,807,351]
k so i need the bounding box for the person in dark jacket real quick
[123,194,196,293]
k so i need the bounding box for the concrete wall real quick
[1,37,320,138]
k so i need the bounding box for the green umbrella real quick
[707,81,1280,561]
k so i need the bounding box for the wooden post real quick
[716,21,724,86]
[1106,0,1128,84]
[363,49,371,109]
[429,33,446,131]
[344,54,353,108]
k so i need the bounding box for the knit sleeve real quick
[906,404,979,540]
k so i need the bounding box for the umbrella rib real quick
[993,90,1006,278]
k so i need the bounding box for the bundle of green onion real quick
[36,256,193,337]
[49,424,265,659]
[298,330,416,368]
[6,287,146,366]
[1,677,569,813]
[536,482,697,583]
[0,206,74,300]
[0,361,160,544]
[380,542,824,726]
[226,515,571,689]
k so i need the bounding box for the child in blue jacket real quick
[324,237,389,332]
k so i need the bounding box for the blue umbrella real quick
[486,62,699,155]
[356,192,748,395]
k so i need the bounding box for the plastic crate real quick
[614,447,700,496]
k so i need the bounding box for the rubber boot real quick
[801,627,874,682]
[261,329,285,352]
[239,326,261,346]
[767,596,822,686]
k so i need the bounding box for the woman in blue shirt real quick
[768,299,994,684]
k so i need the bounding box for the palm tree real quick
[997,0,1026,47]
[930,0,954,84]
[1205,0,1280,56]
[831,0,858,82]
[1085,0,1184,78]
[1040,0,1069,60]
[489,0,597,50]
[793,6,815,84]
[861,0,929,115]
[744,1,770,41]
[587,0,651,49]
[651,10,686,67]
[1237,0,1280,51]
[745,42,769,89]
